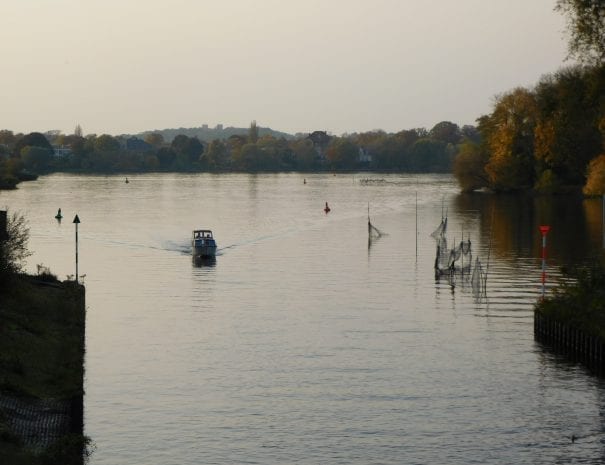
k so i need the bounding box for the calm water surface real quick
[3,172,605,464]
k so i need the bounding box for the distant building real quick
[358,147,372,164]
[215,124,223,131]
[52,145,72,157]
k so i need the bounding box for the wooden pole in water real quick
[602,194,604,249]
[415,191,418,259]
[539,225,550,299]
[461,227,464,272]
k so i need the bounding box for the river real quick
[2,172,605,464]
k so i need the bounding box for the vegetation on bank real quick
[0,211,90,464]
[0,118,472,187]
[0,275,85,399]
[535,263,605,339]
[454,0,605,195]
[453,64,605,195]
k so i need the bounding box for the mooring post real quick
[539,225,550,299]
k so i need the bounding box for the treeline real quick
[454,64,605,195]
[137,124,293,143]
[453,1,605,195]
[0,120,479,185]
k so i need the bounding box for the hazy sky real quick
[1,0,570,136]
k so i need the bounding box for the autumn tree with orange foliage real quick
[584,154,605,195]
[483,88,538,191]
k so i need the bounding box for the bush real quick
[36,264,58,282]
[535,263,605,338]
[0,210,31,284]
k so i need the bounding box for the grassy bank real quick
[535,264,605,339]
[0,274,89,464]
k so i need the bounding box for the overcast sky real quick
[1,0,570,136]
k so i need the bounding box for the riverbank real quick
[0,274,88,464]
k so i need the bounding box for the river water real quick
[2,172,605,464]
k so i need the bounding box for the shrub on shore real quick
[535,263,605,338]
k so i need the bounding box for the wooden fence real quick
[534,311,605,370]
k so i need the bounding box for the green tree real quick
[453,140,489,192]
[460,125,481,143]
[0,130,16,147]
[326,138,358,169]
[556,0,605,64]
[20,146,53,171]
[226,135,247,167]
[156,147,176,170]
[202,139,229,170]
[171,135,203,167]
[235,143,263,170]
[144,133,165,148]
[94,134,120,152]
[89,150,119,171]
[408,139,449,172]
[13,132,53,156]
[429,121,461,145]
[290,138,317,170]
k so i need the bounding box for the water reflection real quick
[452,193,605,266]
[192,256,216,268]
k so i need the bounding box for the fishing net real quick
[430,217,448,239]
[435,237,472,273]
[368,220,386,239]
[434,235,449,272]
[471,256,486,297]
[448,239,472,271]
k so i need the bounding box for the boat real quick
[192,229,217,259]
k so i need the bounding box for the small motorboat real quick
[192,229,217,259]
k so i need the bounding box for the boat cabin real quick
[193,230,214,240]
